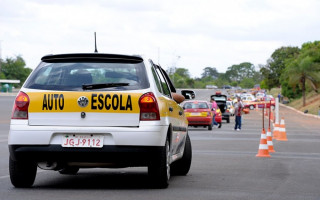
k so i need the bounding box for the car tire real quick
[249,105,255,110]
[227,118,230,123]
[208,124,213,130]
[171,134,192,176]
[59,166,80,175]
[148,137,170,188]
[9,157,37,188]
[271,105,275,110]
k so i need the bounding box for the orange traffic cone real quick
[266,128,275,153]
[277,117,288,141]
[256,128,271,157]
[272,123,279,140]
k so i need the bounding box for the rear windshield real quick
[212,96,227,101]
[184,102,209,109]
[24,61,149,91]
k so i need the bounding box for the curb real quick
[280,103,320,120]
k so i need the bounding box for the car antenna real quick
[94,32,98,53]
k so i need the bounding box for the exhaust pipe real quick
[38,162,59,170]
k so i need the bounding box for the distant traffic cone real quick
[277,117,288,141]
[266,128,275,153]
[256,128,271,157]
[272,123,279,140]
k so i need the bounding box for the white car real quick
[8,53,192,188]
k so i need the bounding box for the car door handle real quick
[169,107,173,112]
[179,111,183,116]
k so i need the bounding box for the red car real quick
[183,100,222,130]
[183,100,213,130]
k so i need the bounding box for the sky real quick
[1,0,320,78]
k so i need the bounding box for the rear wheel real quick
[9,157,37,188]
[171,134,192,176]
[249,105,255,110]
[148,137,170,188]
[208,124,213,130]
[227,118,230,123]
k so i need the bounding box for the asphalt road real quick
[1,90,320,200]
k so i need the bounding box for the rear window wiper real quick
[82,83,129,90]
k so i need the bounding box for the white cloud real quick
[1,0,320,78]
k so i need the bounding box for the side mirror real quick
[181,90,196,100]
[171,93,185,104]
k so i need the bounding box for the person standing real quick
[210,98,219,128]
[234,95,244,131]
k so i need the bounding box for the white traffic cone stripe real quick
[261,134,267,139]
[259,144,268,149]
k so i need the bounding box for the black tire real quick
[59,166,79,175]
[218,123,222,128]
[171,134,192,176]
[9,157,37,188]
[148,138,170,188]
[249,105,255,110]
[208,124,213,130]
[227,118,230,123]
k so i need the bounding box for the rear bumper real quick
[187,116,212,126]
[9,144,162,167]
[222,113,230,120]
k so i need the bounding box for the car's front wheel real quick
[148,137,170,188]
[249,105,255,110]
[9,157,37,188]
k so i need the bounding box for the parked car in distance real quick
[183,100,214,130]
[242,96,257,110]
[211,92,230,123]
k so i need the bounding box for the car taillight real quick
[11,92,30,119]
[139,92,160,121]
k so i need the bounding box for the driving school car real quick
[8,53,193,189]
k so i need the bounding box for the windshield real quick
[184,102,209,109]
[24,62,149,91]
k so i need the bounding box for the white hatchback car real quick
[8,53,192,188]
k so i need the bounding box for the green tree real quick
[1,56,32,87]
[201,67,219,79]
[226,62,256,84]
[260,47,300,90]
[239,78,255,89]
[282,41,320,106]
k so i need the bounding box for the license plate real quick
[62,134,104,148]
[190,112,201,116]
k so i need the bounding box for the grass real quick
[268,88,320,116]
